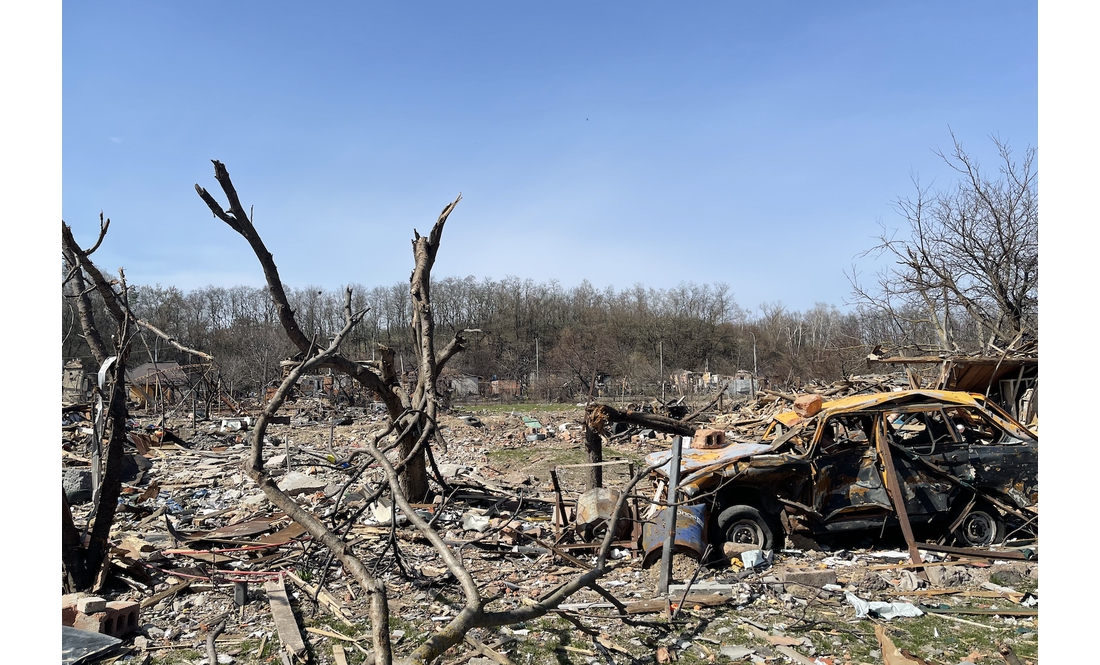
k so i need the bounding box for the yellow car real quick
[645,390,1038,550]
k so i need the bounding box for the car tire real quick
[954,503,1005,547]
[716,505,778,550]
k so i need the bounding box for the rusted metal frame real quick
[886,441,1032,523]
[628,462,641,541]
[874,417,925,567]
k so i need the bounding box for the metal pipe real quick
[658,435,684,594]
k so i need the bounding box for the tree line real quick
[62,135,1036,402]
[60,276,978,400]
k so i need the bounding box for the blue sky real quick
[62,2,1037,314]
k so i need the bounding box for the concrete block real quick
[692,428,726,449]
[276,471,328,497]
[62,593,82,626]
[105,600,140,637]
[77,596,108,614]
[63,468,93,503]
[722,542,760,557]
[779,566,837,589]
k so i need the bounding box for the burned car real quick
[645,390,1038,552]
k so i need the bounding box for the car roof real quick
[773,389,985,427]
[771,389,1036,440]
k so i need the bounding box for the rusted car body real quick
[645,390,1038,550]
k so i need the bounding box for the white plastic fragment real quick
[845,592,923,619]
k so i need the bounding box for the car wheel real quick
[954,504,1004,547]
[716,505,777,550]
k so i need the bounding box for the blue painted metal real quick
[641,503,708,567]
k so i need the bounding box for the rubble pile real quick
[710,374,913,438]
[61,397,1038,665]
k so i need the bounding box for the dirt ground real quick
[62,401,1039,665]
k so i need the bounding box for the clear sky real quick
[62,2,1037,314]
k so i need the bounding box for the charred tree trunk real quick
[586,402,697,438]
[197,161,464,500]
[583,420,604,490]
[61,223,136,591]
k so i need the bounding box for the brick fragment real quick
[792,394,823,417]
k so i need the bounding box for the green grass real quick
[487,447,588,467]
[151,648,202,664]
[303,610,407,664]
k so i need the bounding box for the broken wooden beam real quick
[264,576,307,659]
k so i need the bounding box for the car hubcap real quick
[728,520,763,545]
[962,512,994,545]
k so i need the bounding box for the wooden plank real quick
[286,571,354,627]
[140,579,192,609]
[332,645,349,665]
[922,606,1038,617]
[465,634,516,665]
[869,558,984,571]
[875,421,924,567]
[264,576,307,657]
[306,627,361,642]
[916,542,1031,561]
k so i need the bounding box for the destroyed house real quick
[62,360,94,404]
[126,361,191,407]
[443,372,480,397]
[867,353,1038,424]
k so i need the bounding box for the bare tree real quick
[61,218,211,591]
[195,161,468,500]
[193,161,656,664]
[849,133,1037,354]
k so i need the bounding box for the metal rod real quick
[658,435,683,595]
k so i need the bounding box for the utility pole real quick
[749,332,758,395]
[659,341,664,401]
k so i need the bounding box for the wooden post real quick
[875,419,924,566]
[549,466,567,529]
[658,435,683,595]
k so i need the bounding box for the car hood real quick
[645,441,775,495]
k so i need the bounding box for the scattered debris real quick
[60,398,1038,664]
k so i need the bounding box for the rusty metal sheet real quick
[769,390,1035,442]
[645,442,772,495]
[198,517,279,540]
[646,442,771,478]
[575,488,631,541]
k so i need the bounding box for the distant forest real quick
[61,276,998,400]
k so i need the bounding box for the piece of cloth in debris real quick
[845,592,923,619]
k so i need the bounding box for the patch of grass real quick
[881,613,1018,663]
[235,638,273,661]
[304,611,430,664]
[488,447,587,468]
[151,648,202,664]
